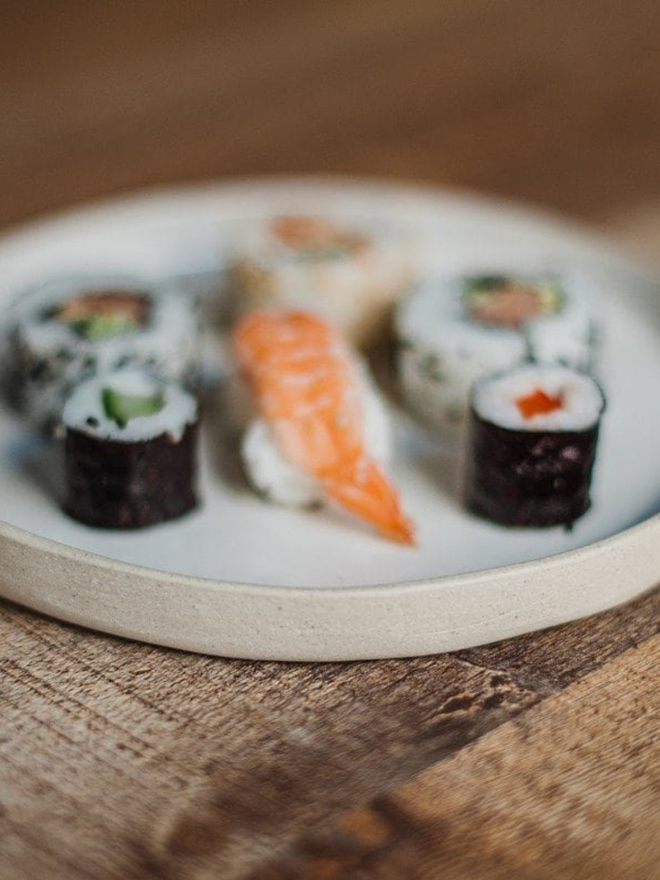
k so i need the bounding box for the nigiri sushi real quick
[233,310,415,544]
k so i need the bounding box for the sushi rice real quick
[230,215,415,348]
[472,363,604,432]
[63,368,197,443]
[396,270,596,432]
[241,362,391,508]
[4,273,201,430]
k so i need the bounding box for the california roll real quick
[4,273,201,430]
[396,271,597,432]
[231,215,415,349]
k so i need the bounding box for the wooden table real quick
[2,3,660,877]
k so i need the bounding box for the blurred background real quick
[2,0,660,249]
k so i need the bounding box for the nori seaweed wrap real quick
[62,369,199,529]
[464,364,605,527]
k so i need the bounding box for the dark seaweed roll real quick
[62,369,199,529]
[464,364,605,527]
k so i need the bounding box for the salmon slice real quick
[270,216,367,254]
[56,291,150,324]
[234,310,415,545]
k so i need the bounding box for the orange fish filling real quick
[56,291,150,324]
[516,387,563,419]
[234,310,415,545]
[270,215,367,255]
[468,284,543,327]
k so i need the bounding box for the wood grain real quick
[2,2,660,877]
[1,0,660,229]
[2,587,660,879]
[268,632,660,879]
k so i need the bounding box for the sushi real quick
[230,215,415,348]
[62,369,199,529]
[464,363,605,527]
[3,273,201,431]
[396,271,596,432]
[233,310,415,544]
[240,359,391,509]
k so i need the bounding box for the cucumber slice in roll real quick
[102,387,165,429]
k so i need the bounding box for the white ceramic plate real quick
[1,178,659,660]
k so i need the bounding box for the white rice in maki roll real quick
[62,369,199,528]
[396,271,596,432]
[4,273,201,431]
[231,215,415,348]
[464,363,605,527]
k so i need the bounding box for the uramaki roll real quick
[396,271,597,433]
[231,215,415,349]
[4,273,201,431]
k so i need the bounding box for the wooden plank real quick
[1,587,660,878]
[268,631,660,879]
[0,1,659,228]
[2,2,660,877]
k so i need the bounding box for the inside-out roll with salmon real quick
[396,270,597,433]
[233,310,415,544]
[230,215,415,349]
[3,273,201,431]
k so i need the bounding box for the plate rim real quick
[1,175,659,660]
[2,512,659,660]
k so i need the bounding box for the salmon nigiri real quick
[233,310,415,545]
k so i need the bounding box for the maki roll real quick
[231,215,415,349]
[4,274,201,430]
[464,364,605,527]
[396,271,596,432]
[62,369,199,529]
[233,310,415,544]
